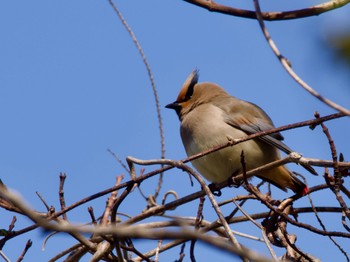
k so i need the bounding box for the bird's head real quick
[166,69,227,120]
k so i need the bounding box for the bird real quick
[166,70,317,195]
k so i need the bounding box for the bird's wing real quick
[219,98,318,176]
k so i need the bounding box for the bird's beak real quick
[165,101,182,118]
[165,101,180,110]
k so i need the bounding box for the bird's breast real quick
[180,104,265,183]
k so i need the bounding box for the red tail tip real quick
[302,185,309,196]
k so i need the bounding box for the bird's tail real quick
[257,165,308,195]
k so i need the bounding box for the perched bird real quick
[166,70,317,195]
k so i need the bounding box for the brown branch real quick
[261,197,350,238]
[317,113,350,222]
[110,183,133,224]
[107,149,129,173]
[124,157,339,226]
[16,239,32,262]
[0,112,348,260]
[279,224,313,261]
[35,191,50,211]
[59,172,67,220]
[107,0,165,202]
[0,225,37,250]
[316,112,340,180]
[0,251,10,262]
[121,240,152,262]
[277,200,314,261]
[1,187,274,261]
[172,163,243,251]
[183,0,350,21]
[88,206,97,225]
[252,0,350,115]
[48,243,84,262]
[307,183,349,260]
[8,216,16,232]
[0,150,347,257]
[44,205,345,261]
[31,112,341,227]
[120,204,347,261]
[102,175,124,225]
[176,243,186,262]
[190,196,205,262]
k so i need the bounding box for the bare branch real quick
[184,0,350,21]
[59,173,67,220]
[252,0,350,115]
[107,0,166,201]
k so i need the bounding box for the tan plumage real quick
[166,70,317,195]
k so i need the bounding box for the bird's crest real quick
[176,69,199,102]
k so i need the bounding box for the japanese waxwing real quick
[166,70,317,195]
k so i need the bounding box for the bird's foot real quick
[228,176,243,188]
[208,183,222,196]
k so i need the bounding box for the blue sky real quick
[1,1,349,261]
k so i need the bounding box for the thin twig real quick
[88,206,97,225]
[317,113,350,221]
[232,200,261,229]
[107,0,165,201]
[121,239,152,262]
[8,216,16,232]
[59,173,67,220]
[173,163,243,251]
[107,149,129,173]
[308,187,350,260]
[176,243,186,262]
[111,181,133,224]
[190,196,205,262]
[101,175,124,225]
[253,0,350,115]
[16,239,32,262]
[35,191,50,211]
